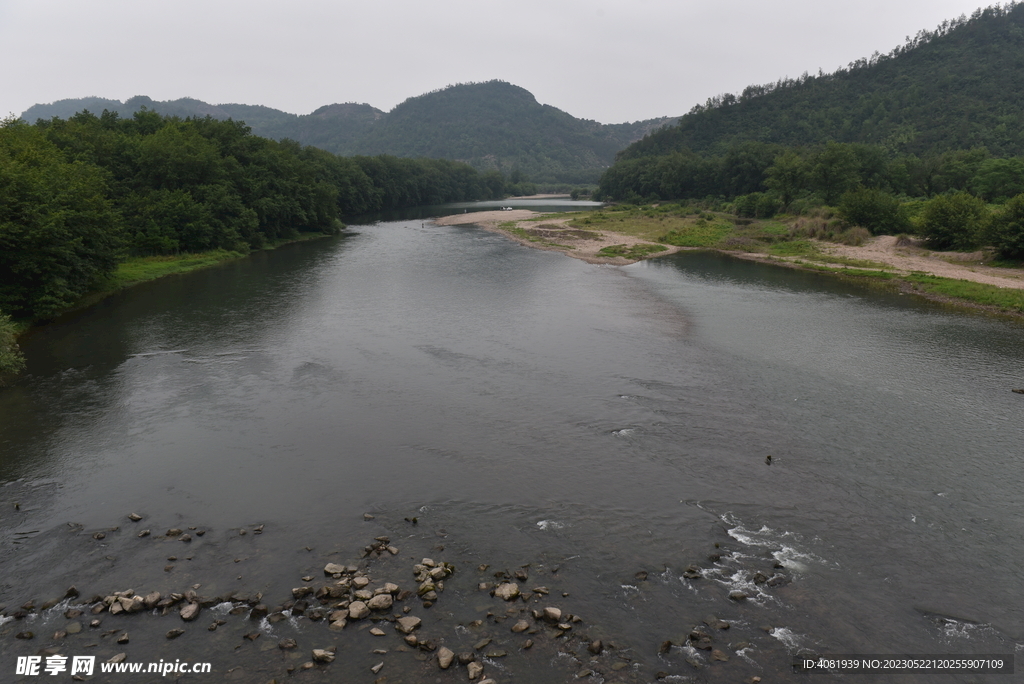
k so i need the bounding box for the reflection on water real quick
[1,215,1021,681]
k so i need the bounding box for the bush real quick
[989,193,1024,260]
[0,310,25,380]
[734,192,779,218]
[919,192,989,251]
[838,187,910,235]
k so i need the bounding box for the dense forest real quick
[596,4,1024,260]
[23,83,677,184]
[0,110,509,329]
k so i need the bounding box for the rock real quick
[404,634,418,646]
[138,529,151,537]
[128,513,142,521]
[728,590,748,601]
[108,602,124,615]
[493,582,520,601]
[511,620,529,633]
[167,528,182,537]
[363,513,375,520]
[15,631,33,639]
[347,601,369,619]
[467,661,484,680]
[244,631,261,641]
[458,652,475,665]
[328,619,347,632]
[312,649,335,664]
[143,591,161,609]
[66,622,82,635]
[367,594,393,611]
[354,589,374,600]
[179,602,200,621]
[324,563,346,576]
[387,546,399,555]
[479,680,497,684]
[250,604,268,619]
[279,638,297,649]
[370,627,386,636]
[395,616,421,633]
[588,639,603,654]
[659,640,673,654]
[712,649,729,662]
[292,587,312,599]
[523,639,533,649]
[92,532,105,540]
[179,533,192,542]
[370,662,383,674]
[108,654,126,664]
[166,629,184,639]
[542,606,562,622]
[437,647,454,669]
[64,586,80,599]
[474,638,492,650]
[352,576,370,589]
[116,632,129,644]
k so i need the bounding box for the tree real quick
[919,191,989,250]
[838,187,910,234]
[0,120,121,318]
[0,310,25,380]
[811,142,861,205]
[988,193,1024,259]
[765,150,808,206]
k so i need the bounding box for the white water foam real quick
[722,512,833,573]
[536,520,564,531]
[769,626,809,653]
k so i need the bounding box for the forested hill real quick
[618,3,1024,161]
[23,83,676,184]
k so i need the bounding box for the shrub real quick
[988,193,1024,260]
[837,227,872,246]
[0,310,25,380]
[838,187,910,235]
[919,192,989,251]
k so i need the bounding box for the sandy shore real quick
[434,210,689,264]
[436,211,1024,293]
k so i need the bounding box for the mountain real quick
[22,82,676,184]
[617,3,1024,161]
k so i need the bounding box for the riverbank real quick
[438,209,1024,317]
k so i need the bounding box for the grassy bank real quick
[566,203,1024,317]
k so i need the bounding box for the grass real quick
[904,274,1024,313]
[104,250,246,289]
[597,244,668,259]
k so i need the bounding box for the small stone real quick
[611,661,629,671]
[659,640,673,654]
[312,648,335,663]
[180,602,200,621]
[167,629,184,639]
[292,587,312,599]
[92,532,105,540]
[493,582,520,601]
[370,662,383,674]
[468,661,484,680]
[474,638,492,650]
[352,576,370,589]
[16,631,34,639]
[588,639,603,654]
[128,513,142,521]
[66,622,82,634]
[523,639,533,649]
[347,601,369,619]
[138,529,151,537]
[363,513,375,520]
[728,590,748,601]
[107,654,127,664]
[387,546,399,555]
[511,620,529,633]
[279,638,297,649]
[64,586,80,599]
[167,528,182,537]
[324,563,346,576]
[370,627,386,636]
[712,649,730,662]
[542,606,562,622]
[367,594,393,611]
[404,634,418,646]
[458,652,475,665]
[89,619,101,628]
[117,632,129,644]
[328,619,347,631]
[395,616,421,633]
[437,646,455,669]
[53,630,68,639]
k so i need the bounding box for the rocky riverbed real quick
[0,507,808,683]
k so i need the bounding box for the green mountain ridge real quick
[618,3,1024,161]
[22,83,676,184]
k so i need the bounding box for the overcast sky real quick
[0,0,994,124]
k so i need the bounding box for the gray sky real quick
[1,0,994,124]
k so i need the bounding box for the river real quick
[1,201,1021,682]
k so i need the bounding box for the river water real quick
[1,202,1022,682]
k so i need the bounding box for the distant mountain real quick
[22,82,676,183]
[617,3,1024,161]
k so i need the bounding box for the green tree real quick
[765,150,808,206]
[811,142,861,204]
[919,191,989,250]
[970,157,1024,202]
[0,310,25,380]
[988,193,1024,259]
[838,187,910,234]
[0,120,121,318]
